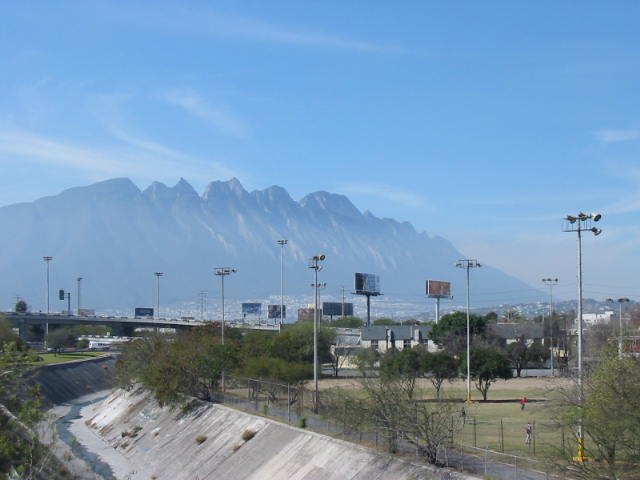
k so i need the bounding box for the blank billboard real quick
[268,305,286,319]
[242,303,262,315]
[322,302,354,316]
[135,307,154,317]
[427,280,451,298]
[355,273,380,294]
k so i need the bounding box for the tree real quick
[422,351,459,399]
[380,348,422,399]
[0,319,23,352]
[242,356,310,402]
[329,316,363,328]
[353,347,379,377]
[553,345,640,478]
[507,337,528,377]
[373,318,400,326]
[46,328,75,354]
[14,300,27,313]
[430,311,494,355]
[525,340,547,367]
[467,346,512,400]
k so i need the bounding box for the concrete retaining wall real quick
[85,388,478,480]
[32,355,116,406]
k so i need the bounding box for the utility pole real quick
[564,212,602,463]
[278,239,288,325]
[456,259,481,404]
[76,277,83,315]
[542,278,558,376]
[42,256,53,350]
[154,272,163,319]
[309,254,325,413]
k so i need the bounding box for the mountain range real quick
[0,178,540,316]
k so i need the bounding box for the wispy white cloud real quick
[595,129,640,143]
[108,5,400,54]
[340,182,435,211]
[163,91,251,139]
[0,129,239,188]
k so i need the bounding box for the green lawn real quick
[34,351,106,365]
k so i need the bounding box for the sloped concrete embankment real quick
[33,355,116,406]
[85,388,478,480]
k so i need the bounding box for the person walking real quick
[525,422,533,445]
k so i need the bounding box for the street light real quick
[309,254,325,413]
[214,267,236,344]
[200,291,208,321]
[455,258,481,404]
[76,277,83,315]
[564,211,602,463]
[542,277,558,376]
[278,239,288,325]
[606,297,629,359]
[154,272,163,319]
[42,256,53,351]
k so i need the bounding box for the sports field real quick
[319,375,575,460]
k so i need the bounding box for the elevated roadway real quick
[2,312,281,338]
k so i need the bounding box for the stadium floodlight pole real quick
[455,259,481,404]
[200,291,208,321]
[215,268,236,345]
[309,254,325,413]
[154,272,163,319]
[564,211,602,463]
[76,277,83,315]
[42,256,53,351]
[278,240,288,325]
[606,297,629,359]
[542,278,558,376]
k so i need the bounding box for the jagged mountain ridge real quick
[0,178,537,313]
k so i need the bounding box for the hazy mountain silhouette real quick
[0,178,537,313]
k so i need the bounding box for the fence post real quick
[287,383,291,424]
[514,455,518,480]
[484,446,488,477]
[533,420,536,456]
[561,426,565,456]
[473,417,477,448]
[500,419,504,452]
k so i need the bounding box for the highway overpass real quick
[2,312,281,339]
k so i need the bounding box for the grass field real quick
[34,351,107,365]
[318,375,575,461]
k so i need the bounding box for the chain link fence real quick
[217,377,568,479]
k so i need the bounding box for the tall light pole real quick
[154,272,163,319]
[309,254,325,413]
[42,256,53,350]
[215,267,236,345]
[43,256,53,314]
[564,211,602,463]
[456,259,481,404]
[278,239,288,325]
[542,277,558,376]
[76,277,83,315]
[200,291,208,321]
[606,297,629,359]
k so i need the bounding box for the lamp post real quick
[309,254,325,413]
[76,277,83,315]
[200,291,208,321]
[215,267,236,345]
[42,256,53,350]
[564,211,602,463]
[154,272,163,319]
[542,278,558,376]
[455,259,481,404]
[215,267,236,393]
[606,297,629,359]
[278,239,288,325]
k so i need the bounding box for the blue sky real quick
[1,1,639,302]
